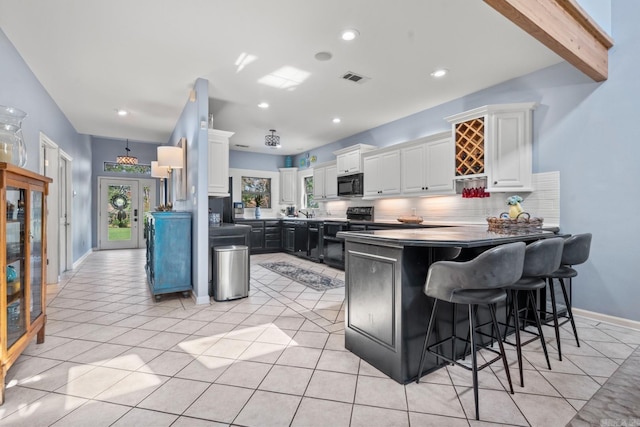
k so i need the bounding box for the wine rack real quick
[455,117,485,176]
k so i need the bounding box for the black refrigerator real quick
[208,177,234,223]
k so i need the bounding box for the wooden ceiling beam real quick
[484,0,614,81]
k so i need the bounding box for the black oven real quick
[337,173,364,197]
[322,221,348,269]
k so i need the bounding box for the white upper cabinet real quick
[279,167,298,205]
[446,103,536,192]
[324,163,338,199]
[313,161,338,200]
[313,166,325,200]
[363,149,401,198]
[401,132,455,196]
[208,129,234,197]
[333,144,377,176]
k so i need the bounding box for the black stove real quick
[322,207,374,270]
[346,206,374,221]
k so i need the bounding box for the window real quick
[104,162,151,174]
[304,175,318,208]
[241,176,272,208]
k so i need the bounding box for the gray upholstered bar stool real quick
[502,237,564,387]
[416,242,525,421]
[543,233,592,361]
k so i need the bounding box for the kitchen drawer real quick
[264,239,282,249]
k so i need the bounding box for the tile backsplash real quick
[321,172,559,227]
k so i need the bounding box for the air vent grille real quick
[341,71,370,84]
[235,144,250,148]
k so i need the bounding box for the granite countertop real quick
[233,217,560,232]
[337,225,554,248]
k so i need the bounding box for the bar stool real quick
[502,237,564,387]
[416,242,525,421]
[544,233,592,361]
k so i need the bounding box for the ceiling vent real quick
[234,144,250,148]
[341,71,370,84]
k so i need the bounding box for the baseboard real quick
[574,308,640,331]
[194,293,210,305]
[72,248,94,270]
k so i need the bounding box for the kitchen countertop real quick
[338,225,554,248]
[209,223,251,229]
[233,217,559,231]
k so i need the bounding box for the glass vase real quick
[0,105,28,167]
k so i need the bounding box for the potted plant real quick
[253,194,265,218]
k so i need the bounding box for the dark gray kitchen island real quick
[338,226,554,384]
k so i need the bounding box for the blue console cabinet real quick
[145,211,192,300]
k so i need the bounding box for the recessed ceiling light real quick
[314,51,333,61]
[430,69,448,78]
[332,118,341,124]
[258,102,269,109]
[341,29,359,41]
[116,109,128,116]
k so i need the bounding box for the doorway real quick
[98,177,155,250]
[59,152,73,273]
[40,133,73,284]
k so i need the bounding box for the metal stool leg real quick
[469,304,480,421]
[548,278,563,361]
[489,303,514,394]
[503,292,514,342]
[417,299,439,383]
[528,290,552,370]
[559,278,580,347]
[511,290,524,387]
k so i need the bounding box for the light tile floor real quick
[2,249,639,426]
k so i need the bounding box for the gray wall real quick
[90,137,162,247]
[0,28,92,261]
[229,150,287,171]
[167,78,210,304]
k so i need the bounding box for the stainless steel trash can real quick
[212,245,249,302]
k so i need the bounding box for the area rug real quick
[259,261,344,291]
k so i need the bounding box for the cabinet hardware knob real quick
[425,187,428,190]
[494,181,498,185]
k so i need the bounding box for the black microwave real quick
[337,173,364,197]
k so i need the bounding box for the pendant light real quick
[116,139,138,165]
[264,129,281,149]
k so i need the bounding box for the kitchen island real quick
[338,226,554,384]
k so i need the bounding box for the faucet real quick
[299,210,311,218]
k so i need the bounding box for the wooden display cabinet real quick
[0,163,51,404]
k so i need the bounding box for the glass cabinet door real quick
[5,186,26,347]
[30,190,44,322]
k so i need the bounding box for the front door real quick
[98,178,155,250]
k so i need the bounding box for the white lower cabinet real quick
[401,133,455,196]
[208,129,234,196]
[363,149,401,198]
